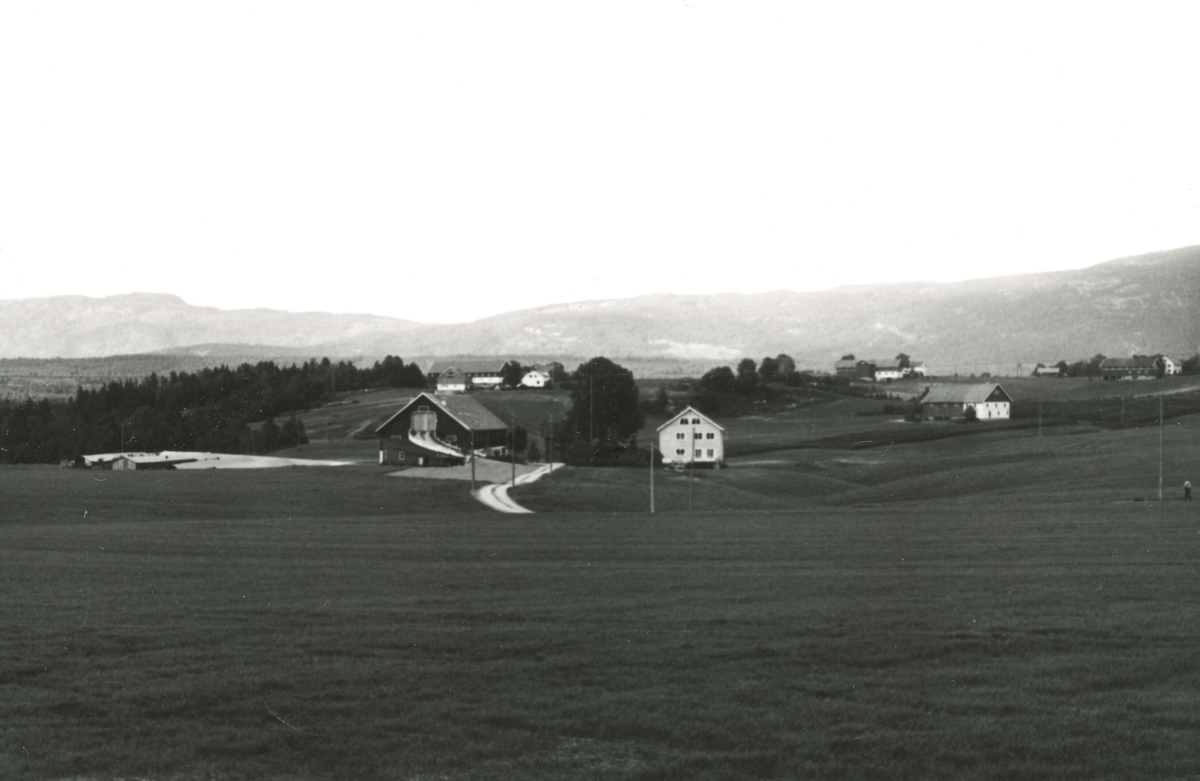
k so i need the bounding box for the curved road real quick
[474,463,561,513]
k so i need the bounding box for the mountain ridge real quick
[2,245,1197,365]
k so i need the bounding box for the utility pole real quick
[547,415,554,480]
[470,430,476,494]
[1159,396,1164,502]
[688,424,695,512]
[511,412,517,487]
[589,372,594,466]
[1038,402,1042,443]
[649,440,655,514]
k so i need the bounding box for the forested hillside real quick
[0,356,426,463]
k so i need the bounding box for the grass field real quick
[2,484,1197,780]
[513,412,1200,513]
[5,382,1200,779]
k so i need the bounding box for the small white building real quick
[1161,356,1185,375]
[656,406,724,467]
[436,368,469,393]
[873,358,906,382]
[520,370,550,388]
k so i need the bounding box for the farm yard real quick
[2,375,1200,780]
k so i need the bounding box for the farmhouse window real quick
[680,419,687,425]
[676,449,685,456]
[692,418,700,424]
[445,435,457,443]
[706,432,714,439]
[707,449,714,457]
[418,405,429,412]
[694,432,702,439]
[694,449,702,458]
[677,433,685,440]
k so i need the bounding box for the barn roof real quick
[920,383,1010,404]
[426,359,511,376]
[437,367,468,381]
[834,359,860,370]
[656,405,725,432]
[873,358,904,370]
[1100,357,1161,370]
[375,392,508,434]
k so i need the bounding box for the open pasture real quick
[1,492,1197,780]
[0,463,485,526]
[514,412,1200,513]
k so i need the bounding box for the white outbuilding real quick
[520,370,550,388]
[656,406,724,467]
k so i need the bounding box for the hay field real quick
[1,476,1197,780]
[513,412,1200,513]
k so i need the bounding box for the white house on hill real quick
[921,383,1012,421]
[520,370,550,388]
[657,406,724,467]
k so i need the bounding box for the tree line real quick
[0,356,427,464]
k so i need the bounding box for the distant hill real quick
[0,293,421,359]
[2,246,1198,367]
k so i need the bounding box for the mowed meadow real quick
[2,458,1199,779]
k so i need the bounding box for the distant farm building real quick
[1161,356,1185,375]
[835,358,874,379]
[520,369,550,388]
[435,367,469,393]
[872,358,906,382]
[920,383,1012,421]
[1100,357,1163,381]
[375,392,509,466]
[83,452,198,470]
[837,356,927,380]
[425,360,513,390]
[1033,365,1064,377]
[657,406,724,468]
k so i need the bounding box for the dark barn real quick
[375,392,509,466]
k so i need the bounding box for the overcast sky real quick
[2,2,1197,323]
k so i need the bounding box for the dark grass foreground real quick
[1,486,1198,778]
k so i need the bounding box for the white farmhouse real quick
[1161,356,1185,375]
[656,406,724,467]
[520,370,550,388]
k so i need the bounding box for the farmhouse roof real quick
[920,383,1011,405]
[437,367,468,381]
[873,358,904,370]
[1100,357,1161,370]
[375,392,508,434]
[426,359,511,376]
[656,405,725,432]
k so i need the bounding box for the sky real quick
[2,2,1198,323]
